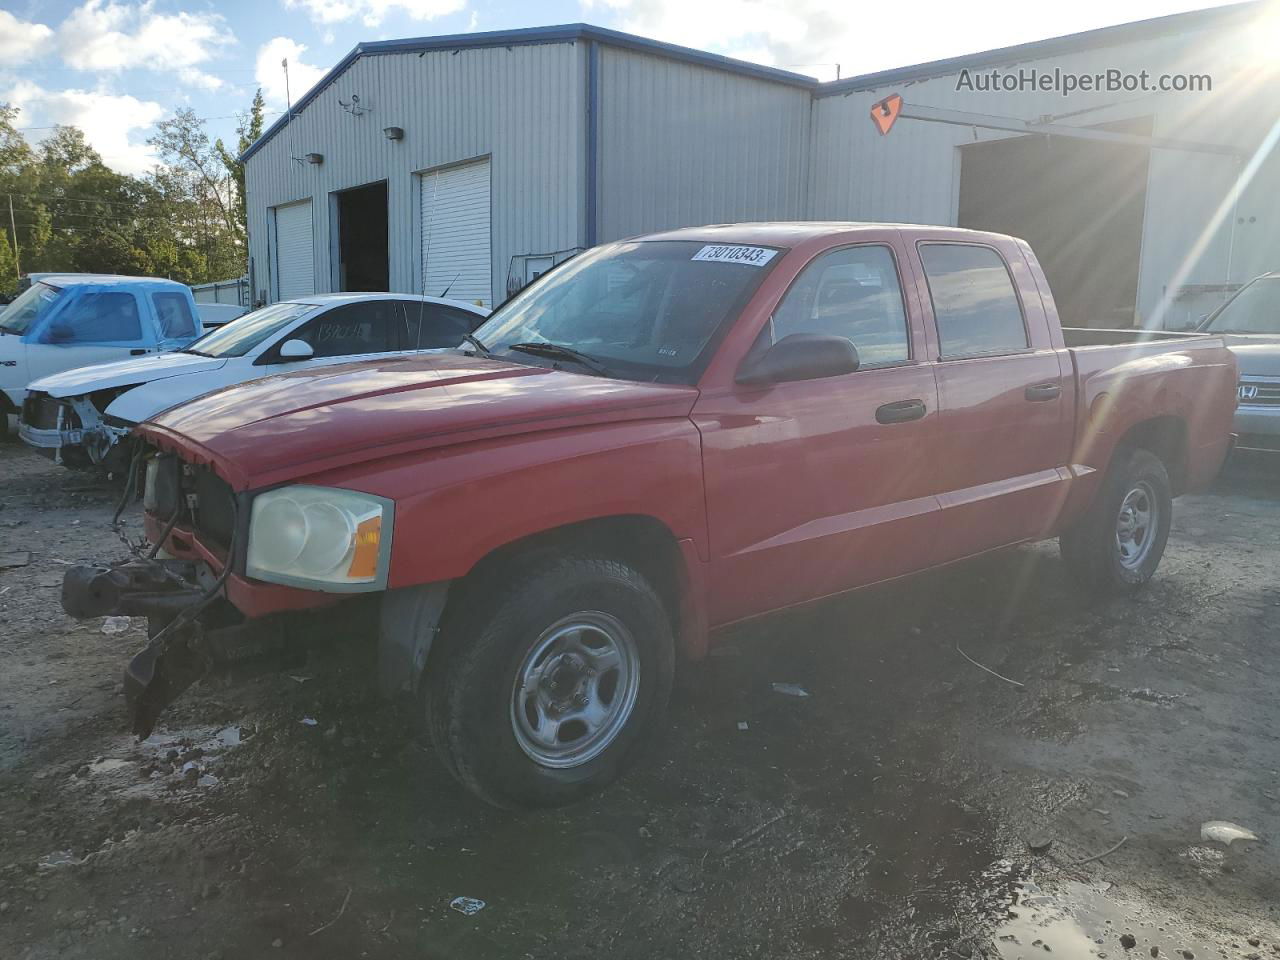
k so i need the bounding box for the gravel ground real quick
[1,444,1277,960]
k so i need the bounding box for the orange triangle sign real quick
[870,94,903,136]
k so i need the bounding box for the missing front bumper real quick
[62,558,293,738]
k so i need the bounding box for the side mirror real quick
[277,339,314,360]
[736,333,860,386]
[48,324,74,344]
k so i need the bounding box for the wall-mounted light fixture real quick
[304,152,324,165]
[383,126,404,142]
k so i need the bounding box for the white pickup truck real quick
[19,293,488,471]
[1,274,204,439]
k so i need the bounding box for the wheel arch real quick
[443,513,702,658]
[1117,415,1189,495]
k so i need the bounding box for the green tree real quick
[216,88,265,246]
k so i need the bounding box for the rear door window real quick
[399,301,482,349]
[919,244,1028,357]
[152,292,198,339]
[288,301,398,358]
[51,292,143,343]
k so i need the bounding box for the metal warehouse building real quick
[241,2,1279,328]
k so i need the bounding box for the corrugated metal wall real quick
[245,41,586,306]
[594,47,812,241]
[244,21,1279,329]
[808,27,1280,326]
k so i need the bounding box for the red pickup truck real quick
[62,223,1237,808]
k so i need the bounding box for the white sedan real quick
[19,293,488,471]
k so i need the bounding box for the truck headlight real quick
[246,486,393,590]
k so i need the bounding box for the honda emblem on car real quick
[1238,383,1259,401]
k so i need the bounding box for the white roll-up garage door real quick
[274,200,314,301]
[420,159,492,307]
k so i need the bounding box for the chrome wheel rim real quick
[510,612,640,769]
[1115,481,1159,570]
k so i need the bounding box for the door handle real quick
[1025,382,1061,402]
[875,399,927,424]
[130,349,148,356]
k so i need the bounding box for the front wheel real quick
[1060,448,1173,595]
[426,554,675,809]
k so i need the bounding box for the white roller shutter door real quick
[420,159,492,307]
[274,201,314,301]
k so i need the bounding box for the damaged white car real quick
[19,293,488,471]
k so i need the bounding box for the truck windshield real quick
[184,302,313,357]
[0,282,64,335]
[1203,277,1280,335]
[472,240,782,383]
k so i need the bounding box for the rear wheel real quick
[1060,448,1173,595]
[426,554,674,809]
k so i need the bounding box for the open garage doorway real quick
[332,181,389,292]
[958,120,1152,328]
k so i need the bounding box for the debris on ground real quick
[1025,832,1054,854]
[955,642,1025,687]
[37,850,81,869]
[1201,821,1260,845]
[100,616,131,634]
[300,717,319,727]
[1078,836,1128,864]
[449,897,486,916]
[0,551,30,568]
[736,721,749,731]
[770,682,810,697]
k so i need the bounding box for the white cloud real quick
[582,0,1246,80]
[255,37,329,109]
[284,0,465,29]
[3,80,164,175]
[0,11,54,65]
[56,0,234,88]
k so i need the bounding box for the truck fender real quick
[377,581,450,697]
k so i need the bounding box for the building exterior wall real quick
[245,41,586,307]
[808,23,1280,326]
[593,46,813,242]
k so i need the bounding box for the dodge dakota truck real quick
[61,223,1238,809]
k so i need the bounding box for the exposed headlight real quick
[246,486,393,590]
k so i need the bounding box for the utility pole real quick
[7,195,20,283]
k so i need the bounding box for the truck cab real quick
[0,275,201,437]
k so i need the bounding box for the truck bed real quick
[1062,327,1209,347]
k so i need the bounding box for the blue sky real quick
[0,0,1245,175]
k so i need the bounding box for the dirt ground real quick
[1,443,1278,960]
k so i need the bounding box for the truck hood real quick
[1230,341,1280,378]
[140,352,700,491]
[29,351,228,397]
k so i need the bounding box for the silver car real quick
[1199,273,1280,454]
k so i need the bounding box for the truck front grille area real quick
[20,394,78,432]
[1239,380,1280,406]
[145,453,238,552]
[193,467,237,549]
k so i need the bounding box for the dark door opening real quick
[958,119,1152,328]
[335,181,389,292]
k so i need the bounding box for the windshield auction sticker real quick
[691,245,778,266]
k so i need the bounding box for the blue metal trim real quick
[585,40,599,248]
[239,23,819,163]
[816,0,1262,97]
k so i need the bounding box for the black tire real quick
[426,553,675,809]
[1060,448,1173,595]
[0,411,14,443]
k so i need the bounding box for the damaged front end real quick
[61,557,293,737]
